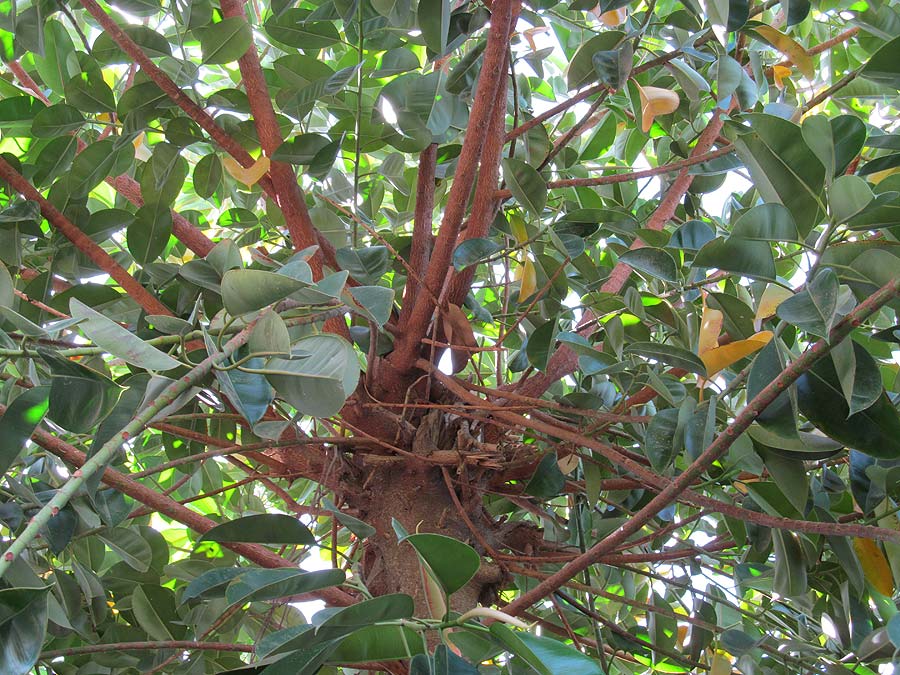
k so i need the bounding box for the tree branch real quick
[41,641,254,660]
[220,0,324,269]
[0,156,172,316]
[388,0,519,374]
[398,144,438,326]
[496,274,900,616]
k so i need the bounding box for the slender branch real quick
[387,0,519,374]
[220,0,324,268]
[0,155,172,316]
[41,641,254,660]
[446,64,510,308]
[0,315,262,578]
[398,144,438,325]
[496,275,900,616]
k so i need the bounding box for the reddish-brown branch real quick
[496,145,733,198]
[7,60,50,104]
[0,156,172,316]
[220,0,323,269]
[398,144,438,325]
[446,66,510,308]
[79,0,263,174]
[107,175,214,257]
[387,0,519,375]
[513,111,728,399]
[29,424,355,607]
[496,275,900,616]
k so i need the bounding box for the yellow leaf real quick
[710,653,732,675]
[700,331,773,376]
[596,6,627,25]
[557,453,580,475]
[853,537,895,597]
[867,166,900,185]
[223,155,270,186]
[518,258,537,300]
[420,559,448,620]
[754,284,793,323]
[698,302,724,355]
[509,212,529,244]
[753,26,815,80]
[772,65,792,91]
[637,84,680,133]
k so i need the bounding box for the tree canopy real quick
[1,0,900,673]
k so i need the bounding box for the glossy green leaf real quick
[0,386,49,476]
[70,299,181,370]
[30,103,84,137]
[861,35,900,89]
[502,158,547,219]
[418,0,450,54]
[402,533,480,596]
[127,201,173,264]
[225,568,345,605]
[618,247,678,282]
[453,238,502,270]
[194,153,223,198]
[776,268,838,338]
[97,528,152,573]
[625,342,708,376]
[335,246,391,284]
[40,349,122,433]
[693,237,776,280]
[220,270,306,315]
[199,514,316,545]
[0,585,49,675]
[731,203,799,241]
[196,17,253,64]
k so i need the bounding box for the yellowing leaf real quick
[557,453,580,475]
[420,559,448,620]
[699,302,725,355]
[223,155,271,186]
[753,26,814,80]
[518,258,537,300]
[867,166,900,185]
[755,284,793,322]
[638,84,680,133]
[595,6,627,25]
[773,65,792,91]
[700,331,773,376]
[853,537,895,597]
[711,653,732,675]
[509,212,529,244]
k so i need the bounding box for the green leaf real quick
[327,625,426,663]
[566,32,626,90]
[265,10,341,49]
[0,585,48,675]
[127,201,173,264]
[314,593,415,642]
[97,528,152,573]
[40,349,122,433]
[729,114,826,236]
[131,586,178,641]
[30,103,84,137]
[453,238,502,270]
[797,342,900,459]
[335,246,391,284]
[418,0,450,54]
[772,529,808,596]
[220,269,306,316]
[861,35,900,89]
[592,41,632,90]
[731,203,799,241]
[0,386,49,476]
[193,153,223,198]
[617,247,678,282]
[348,286,394,328]
[199,514,316,545]
[502,158,547,219]
[645,407,680,471]
[402,533,480,596]
[693,237,776,280]
[776,268,838,338]
[625,342,708,376]
[249,310,291,356]
[273,134,333,164]
[829,175,874,223]
[225,568,345,605]
[490,625,604,675]
[264,335,359,418]
[525,451,567,498]
[64,72,116,112]
[181,568,248,603]
[196,17,253,64]
[93,25,171,63]
[70,299,181,371]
